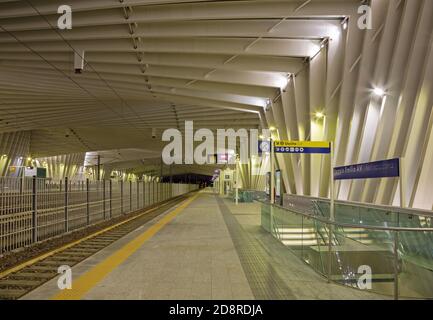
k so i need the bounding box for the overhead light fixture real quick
[320,38,328,49]
[315,111,325,120]
[269,126,276,131]
[74,50,85,74]
[373,87,386,97]
[342,17,349,30]
[264,98,272,111]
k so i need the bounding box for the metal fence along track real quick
[0,177,197,255]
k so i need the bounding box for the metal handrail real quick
[284,193,433,218]
[257,199,433,233]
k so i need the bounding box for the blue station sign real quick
[334,158,400,180]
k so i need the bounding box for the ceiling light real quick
[320,38,328,49]
[373,88,386,97]
[269,126,276,131]
[341,17,349,30]
[315,111,325,119]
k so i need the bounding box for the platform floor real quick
[23,190,388,300]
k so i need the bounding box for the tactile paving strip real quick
[216,197,296,300]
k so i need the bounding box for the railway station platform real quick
[22,190,386,300]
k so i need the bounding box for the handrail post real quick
[137,180,139,208]
[64,177,69,233]
[102,180,106,220]
[130,180,132,211]
[86,178,90,225]
[143,181,146,207]
[109,179,112,219]
[32,176,37,243]
[120,180,124,214]
[327,223,332,283]
[394,230,399,300]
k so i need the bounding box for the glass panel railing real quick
[397,229,433,298]
[271,205,304,259]
[330,226,395,296]
[260,199,433,299]
[261,201,271,233]
[314,200,433,230]
[303,217,329,276]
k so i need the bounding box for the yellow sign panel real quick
[9,166,17,173]
[274,141,330,148]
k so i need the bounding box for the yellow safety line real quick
[52,193,199,300]
[0,195,193,280]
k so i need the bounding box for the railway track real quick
[0,193,194,300]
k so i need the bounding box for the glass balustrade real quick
[260,200,433,299]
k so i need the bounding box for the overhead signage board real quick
[37,167,47,178]
[207,153,233,164]
[24,167,37,177]
[274,141,331,154]
[334,158,400,180]
[24,167,48,178]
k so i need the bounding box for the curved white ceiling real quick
[0,0,432,209]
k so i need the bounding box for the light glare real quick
[373,88,386,97]
[315,111,325,119]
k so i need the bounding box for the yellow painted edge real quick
[52,193,199,300]
[0,194,194,280]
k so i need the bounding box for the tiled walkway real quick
[23,190,388,300]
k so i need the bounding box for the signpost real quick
[235,156,240,205]
[270,139,275,204]
[271,140,332,205]
[275,170,282,205]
